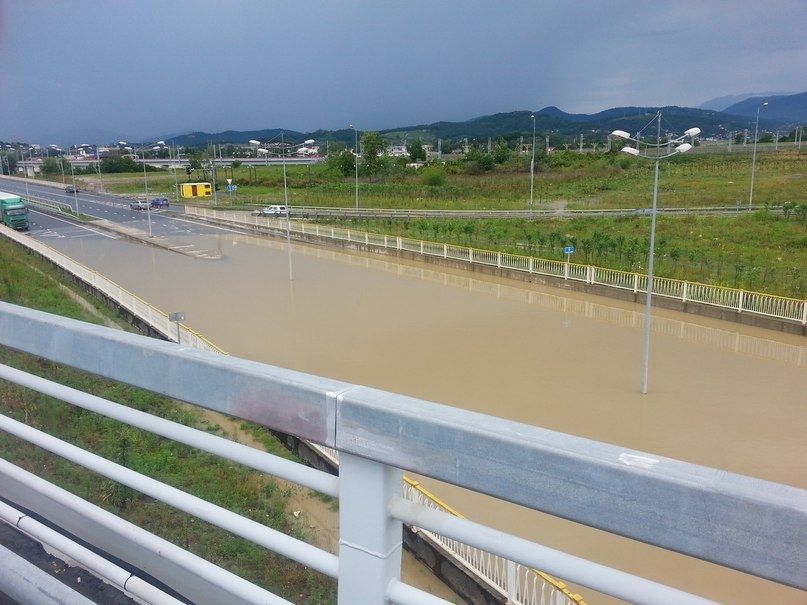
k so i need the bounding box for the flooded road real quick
[38,224,806,604]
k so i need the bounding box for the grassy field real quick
[0,238,337,604]
[342,211,807,297]
[64,148,807,297]
[75,148,806,211]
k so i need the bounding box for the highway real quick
[1,174,805,605]
[0,176,227,241]
[1,174,770,222]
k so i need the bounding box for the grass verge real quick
[0,236,337,604]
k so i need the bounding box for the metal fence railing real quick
[1,301,803,605]
[0,226,581,605]
[186,206,807,326]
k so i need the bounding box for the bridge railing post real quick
[338,453,403,605]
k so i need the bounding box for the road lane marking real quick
[29,210,118,239]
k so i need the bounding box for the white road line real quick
[160,214,249,235]
[29,209,118,239]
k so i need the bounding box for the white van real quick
[252,205,288,217]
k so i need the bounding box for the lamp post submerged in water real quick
[612,114,700,394]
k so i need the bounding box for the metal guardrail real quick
[0,301,804,605]
[186,207,807,325]
[0,226,579,604]
[0,226,224,354]
[24,195,73,214]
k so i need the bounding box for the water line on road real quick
[19,213,807,605]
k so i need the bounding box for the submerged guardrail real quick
[0,225,583,604]
[1,301,804,605]
[186,207,807,326]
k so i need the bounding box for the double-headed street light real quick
[612,113,700,394]
[749,101,768,210]
[349,124,359,209]
[281,132,293,282]
[529,114,536,211]
[120,140,167,237]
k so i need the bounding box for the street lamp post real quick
[529,114,536,212]
[749,101,768,210]
[169,312,185,344]
[122,141,156,237]
[349,124,359,209]
[612,113,699,394]
[281,132,293,282]
[68,155,80,215]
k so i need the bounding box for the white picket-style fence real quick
[187,207,807,326]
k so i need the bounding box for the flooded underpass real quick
[38,223,806,604]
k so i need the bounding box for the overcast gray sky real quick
[2,0,805,144]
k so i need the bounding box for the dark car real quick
[150,198,169,209]
[65,185,78,194]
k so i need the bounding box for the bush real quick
[421,167,445,187]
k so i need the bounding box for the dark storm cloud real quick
[1,0,805,143]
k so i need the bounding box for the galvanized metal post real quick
[338,453,403,604]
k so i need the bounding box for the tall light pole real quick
[349,124,358,209]
[281,132,293,282]
[612,114,699,394]
[123,141,154,237]
[748,101,768,210]
[529,114,536,212]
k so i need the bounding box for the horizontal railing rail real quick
[0,227,579,604]
[185,207,807,325]
[0,225,225,354]
[0,300,805,605]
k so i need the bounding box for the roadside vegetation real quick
[0,238,337,604]
[68,148,806,211]
[344,211,807,298]
[42,146,807,297]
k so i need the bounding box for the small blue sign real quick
[227,185,237,192]
[564,246,575,254]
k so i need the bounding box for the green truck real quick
[0,192,29,230]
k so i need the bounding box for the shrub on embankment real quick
[0,237,337,604]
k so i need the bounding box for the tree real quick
[100,156,140,173]
[326,150,355,177]
[230,160,242,170]
[407,137,427,162]
[492,139,511,164]
[465,147,494,172]
[360,131,385,174]
[41,157,65,176]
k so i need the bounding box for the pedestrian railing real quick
[185,207,807,325]
[0,226,582,604]
[1,300,804,605]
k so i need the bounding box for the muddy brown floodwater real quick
[49,225,806,604]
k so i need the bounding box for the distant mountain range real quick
[161,94,805,148]
[20,94,800,149]
[722,92,807,123]
[697,91,794,112]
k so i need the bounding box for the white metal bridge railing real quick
[0,226,579,605]
[0,301,804,605]
[185,207,807,326]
